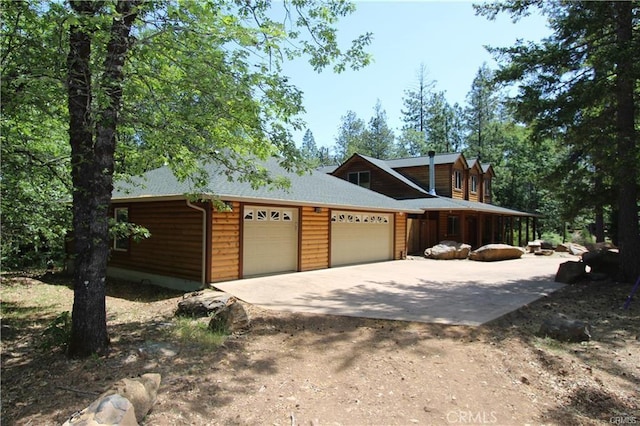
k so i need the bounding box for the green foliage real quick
[334,110,366,162]
[39,311,72,352]
[361,100,395,159]
[170,316,227,348]
[1,1,72,269]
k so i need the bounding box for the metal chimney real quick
[428,150,436,195]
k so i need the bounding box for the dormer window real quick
[348,171,371,189]
[454,170,463,190]
[470,175,478,193]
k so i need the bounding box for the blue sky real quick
[282,1,551,150]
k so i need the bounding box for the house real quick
[330,152,538,253]
[109,158,421,290]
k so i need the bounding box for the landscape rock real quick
[527,240,542,253]
[534,249,554,256]
[538,314,591,342]
[583,249,620,278]
[208,301,250,332]
[424,240,471,260]
[176,290,233,318]
[468,244,525,262]
[556,243,588,256]
[63,393,138,426]
[99,373,161,423]
[555,261,586,284]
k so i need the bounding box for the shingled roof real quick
[384,153,467,169]
[112,157,421,213]
[397,197,538,217]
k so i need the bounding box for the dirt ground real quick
[1,264,639,425]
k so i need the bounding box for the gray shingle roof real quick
[384,153,464,168]
[397,197,537,217]
[112,158,421,213]
[356,154,433,197]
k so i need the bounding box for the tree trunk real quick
[67,1,139,357]
[614,1,640,282]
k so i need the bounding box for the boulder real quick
[555,261,586,284]
[209,301,250,333]
[468,244,525,262]
[176,290,233,318]
[64,394,137,426]
[527,240,542,253]
[556,243,588,256]
[538,314,591,342]
[424,241,471,260]
[534,249,554,256]
[583,249,620,278]
[63,373,161,425]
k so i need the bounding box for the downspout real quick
[186,199,207,289]
[428,150,436,196]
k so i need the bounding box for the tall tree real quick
[361,100,395,159]
[477,1,640,281]
[334,110,366,162]
[464,63,504,163]
[401,63,434,134]
[301,129,318,161]
[6,0,371,357]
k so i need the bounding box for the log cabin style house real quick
[329,152,537,254]
[108,158,421,290]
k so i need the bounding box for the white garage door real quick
[331,211,393,267]
[243,206,298,277]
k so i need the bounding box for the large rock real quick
[63,374,161,425]
[209,301,250,333]
[176,290,234,318]
[556,242,588,256]
[555,261,586,284]
[538,314,591,342]
[468,244,525,262]
[424,240,471,260]
[583,249,620,278]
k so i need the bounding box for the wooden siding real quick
[333,156,427,199]
[394,213,407,259]
[210,201,241,282]
[110,200,203,282]
[394,165,452,197]
[300,206,330,271]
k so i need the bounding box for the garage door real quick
[331,211,393,267]
[243,206,298,277]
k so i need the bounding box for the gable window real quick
[447,215,459,236]
[470,175,478,193]
[348,171,371,189]
[113,207,130,251]
[484,179,492,197]
[454,170,463,190]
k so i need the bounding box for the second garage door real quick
[331,211,393,267]
[243,206,298,277]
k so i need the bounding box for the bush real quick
[39,311,71,352]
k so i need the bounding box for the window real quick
[347,171,371,189]
[447,216,459,236]
[470,175,478,193]
[484,179,492,198]
[454,170,463,190]
[113,207,129,251]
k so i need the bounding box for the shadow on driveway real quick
[215,256,568,325]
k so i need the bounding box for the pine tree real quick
[361,100,395,159]
[334,110,366,162]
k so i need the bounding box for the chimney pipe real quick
[428,150,436,196]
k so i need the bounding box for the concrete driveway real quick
[214,254,569,326]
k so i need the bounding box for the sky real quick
[281,1,552,149]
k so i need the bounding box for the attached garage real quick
[242,205,298,277]
[330,210,394,267]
